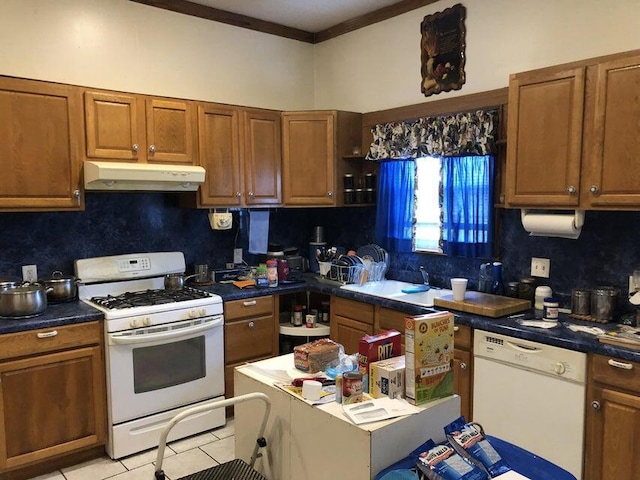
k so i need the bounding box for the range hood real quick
[84,161,206,191]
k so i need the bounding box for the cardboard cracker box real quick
[357,330,402,393]
[369,355,405,399]
[405,311,454,405]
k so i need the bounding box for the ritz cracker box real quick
[405,311,454,405]
[357,329,402,393]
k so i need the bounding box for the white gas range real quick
[75,252,226,459]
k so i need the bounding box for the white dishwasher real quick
[473,330,586,479]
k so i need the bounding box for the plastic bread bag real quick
[415,439,489,480]
[444,417,511,477]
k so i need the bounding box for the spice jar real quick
[344,189,355,204]
[543,297,559,321]
[343,174,355,190]
[354,188,365,204]
[292,305,304,326]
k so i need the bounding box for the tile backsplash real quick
[1,194,638,317]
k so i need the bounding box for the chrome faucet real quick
[419,266,429,286]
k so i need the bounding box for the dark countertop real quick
[3,275,638,363]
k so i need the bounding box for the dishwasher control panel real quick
[473,329,587,383]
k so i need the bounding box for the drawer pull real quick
[37,330,58,339]
[248,321,255,329]
[608,359,633,370]
[243,300,257,307]
[454,326,459,332]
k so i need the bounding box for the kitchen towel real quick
[520,209,584,239]
[249,209,269,254]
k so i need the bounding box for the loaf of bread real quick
[294,338,340,372]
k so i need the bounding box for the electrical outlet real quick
[22,264,38,282]
[531,257,550,278]
[233,248,243,265]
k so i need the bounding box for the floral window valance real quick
[366,109,497,160]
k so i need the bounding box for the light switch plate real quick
[531,257,550,278]
[233,248,243,264]
[22,264,38,282]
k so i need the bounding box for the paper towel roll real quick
[521,210,584,239]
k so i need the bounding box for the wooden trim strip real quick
[130,0,314,43]
[131,0,441,44]
[362,88,509,127]
[314,0,441,43]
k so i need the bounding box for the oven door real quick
[107,315,224,424]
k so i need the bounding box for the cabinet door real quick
[0,346,106,470]
[584,385,640,480]
[0,77,83,210]
[282,112,335,206]
[85,91,145,161]
[243,109,282,206]
[585,55,640,207]
[225,316,276,365]
[505,67,585,206]
[331,315,373,355]
[197,104,242,206]
[453,348,472,422]
[145,98,196,165]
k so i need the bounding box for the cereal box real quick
[357,330,402,393]
[369,355,405,399]
[404,311,454,405]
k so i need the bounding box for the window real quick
[414,155,494,258]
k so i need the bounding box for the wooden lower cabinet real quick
[330,296,374,354]
[0,322,106,477]
[223,296,278,413]
[584,354,640,480]
[453,325,473,422]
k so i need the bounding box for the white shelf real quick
[279,322,330,337]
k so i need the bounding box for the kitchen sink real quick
[340,280,452,307]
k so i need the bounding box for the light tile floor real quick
[27,420,235,480]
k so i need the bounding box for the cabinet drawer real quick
[590,354,640,393]
[332,296,374,325]
[0,321,102,361]
[225,316,275,364]
[454,324,472,350]
[225,296,273,321]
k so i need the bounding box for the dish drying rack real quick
[322,261,387,285]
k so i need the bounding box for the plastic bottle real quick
[266,259,278,287]
[491,262,504,295]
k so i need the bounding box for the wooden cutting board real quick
[434,292,531,318]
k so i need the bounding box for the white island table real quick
[234,354,460,480]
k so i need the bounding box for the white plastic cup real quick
[318,261,331,277]
[301,380,322,401]
[451,278,468,301]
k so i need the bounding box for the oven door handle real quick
[109,317,222,345]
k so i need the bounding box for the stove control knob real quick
[130,318,139,328]
[143,317,151,326]
[553,362,566,375]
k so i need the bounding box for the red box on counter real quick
[357,330,402,393]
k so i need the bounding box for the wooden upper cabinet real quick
[145,98,197,164]
[0,76,83,211]
[583,54,640,207]
[197,104,242,207]
[282,111,335,206]
[282,110,362,207]
[505,67,585,207]
[84,91,196,164]
[243,108,282,206]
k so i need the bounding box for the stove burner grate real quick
[90,287,212,310]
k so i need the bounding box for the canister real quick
[543,297,559,321]
[518,278,536,303]
[344,189,355,204]
[343,174,355,190]
[364,173,377,189]
[355,188,365,204]
[342,371,363,404]
[591,287,619,322]
[365,188,376,204]
[571,289,591,315]
[506,281,520,298]
[534,286,552,310]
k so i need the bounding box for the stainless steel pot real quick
[164,273,198,290]
[0,284,50,318]
[0,276,22,290]
[40,271,79,303]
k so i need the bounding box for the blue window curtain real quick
[441,155,494,258]
[375,159,415,253]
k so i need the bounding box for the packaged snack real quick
[405,311,454,405]
[369,355,405,399]
[416,439,488,480]
[357,329,402,393]
[444,417,511,477]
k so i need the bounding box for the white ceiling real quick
[189,0,404,32]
